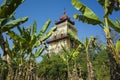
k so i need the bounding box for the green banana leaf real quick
[72,0,102,25]
[0,12,15,27]
[0,0,25,18]
[97,0,105,8]
[34,47,44,58]
[68,30,81,44]
[32,21,37,38]
[108,18,120,33]
[17,26,23,35]
[61,45,69,54]
[114,40,120,63]
[116,18,120,26]
[61,45,72,62]
[40,26,56,42]
[37,19,51,39]
[30,21,37,46]
[60,55,67,64]
[72,44,81,60]
[4,38,12,58]
[116,40,120,55]
[2,17,28,32]
[8,30,26,43]
[85,37,89,47]
[98,0,120,16]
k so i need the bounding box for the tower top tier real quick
[55,10,75,25]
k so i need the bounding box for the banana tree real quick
[7,19,56,59]
[0,0,28,62]
[59,30,83,80]
[60,35,98,80]
[72,0,120,79]
[2,19,56,80]
[84,37,96,80]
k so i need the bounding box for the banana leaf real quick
[0,12,15,27]
[0,0,25,18]
[37,19,51,39]
[32,21,37,38]
[97,0,105,8]
[72,0,102,25]
[34,26,56,47]
[34,47,44,58]
[72,44,81,60]
[61,45,72,62]
[2,17,28,32]
[60,55,67,64]
[61,45,69,54]
[40,26,56,42]
[17,26,23,35]
[98,0,115,16]
[85,37,89,47]
[116,18,120,26]
[29,21,37,46]
[8,30,26,43]
[4,38,16,60]
[68,30,81,44]
[108,18,120,32]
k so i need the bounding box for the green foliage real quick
[0,1,55,79]
[72,0,120,79]
[38,45,110,80]
[93,50,110,80]
[108,18,120,33]
[98,0,120,16]
[38,54,67,80]
[68,30,81,44]
[7,19,56,59]
[115,40,120,56]
[34,47,44,58]
[72,0,102,25]
[72,44,82,60]
[0,0,25,18]
[2,17,28,32]
[0,0,28,58]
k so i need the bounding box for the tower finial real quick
[64,8,66,15]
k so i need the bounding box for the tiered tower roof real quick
[55,10,75,25]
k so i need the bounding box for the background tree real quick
[38,54,67,80]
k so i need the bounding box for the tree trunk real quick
[107,38,120,80]
[0,31,10,63]
[86,45,96,80]
[107,47,120,80]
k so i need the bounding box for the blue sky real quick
[14,0,119,39]
[0,0,120,56]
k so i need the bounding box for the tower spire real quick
[55,9,75,25]
[64,8,66,15]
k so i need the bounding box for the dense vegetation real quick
[0,0,120,80]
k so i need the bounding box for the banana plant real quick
[1,19,56,80]
[72,0,103,25]
[84,37,96,80]
[72,0,120,79]
[60,31,83,80]
[0,0,28,62]
[60,36,98,80]
[7,19,56,60]
[0,0,25,18]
